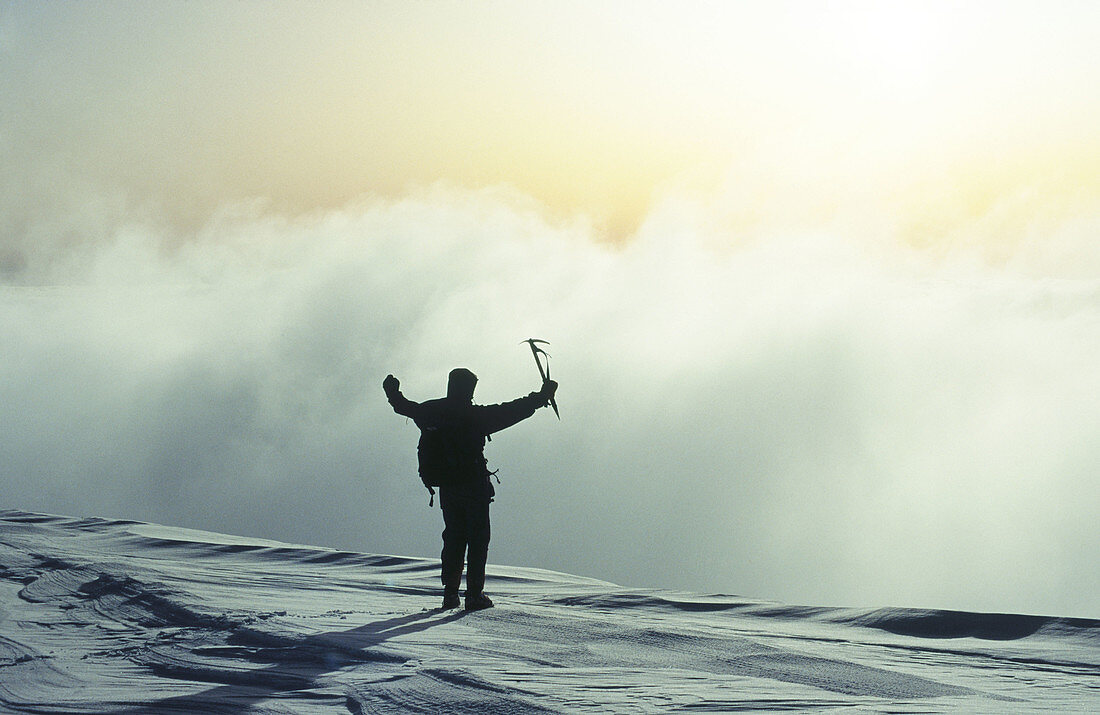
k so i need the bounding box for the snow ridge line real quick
[546,592,1100,643]
[15,557,238,632]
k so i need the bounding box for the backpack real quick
[416,412,489,489]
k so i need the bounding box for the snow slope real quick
[1,510,1096,713]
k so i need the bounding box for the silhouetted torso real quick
[387,385,544,498]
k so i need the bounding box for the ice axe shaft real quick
[523,338,559,419]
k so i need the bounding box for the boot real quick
[442,589,461,610]
[464,592,494,611]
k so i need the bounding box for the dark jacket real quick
[386,387,545,497]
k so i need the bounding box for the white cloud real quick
[1,186,1097,618]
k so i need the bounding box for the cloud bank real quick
[1,185,1097,618]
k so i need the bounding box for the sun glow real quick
[5,2,1098,249]
[830,3,948,94]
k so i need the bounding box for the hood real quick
[446,368,478,403]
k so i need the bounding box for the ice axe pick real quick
[523,338,559,419]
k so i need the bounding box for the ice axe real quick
[523,338,559,419]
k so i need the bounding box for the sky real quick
[1,1,1098,617]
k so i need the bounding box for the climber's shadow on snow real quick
[119,608,470,713]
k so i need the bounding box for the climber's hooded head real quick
[446,368,478,403]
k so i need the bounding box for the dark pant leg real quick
[439,493,467,592]
[463,498,491,596]
[439,490,492,596]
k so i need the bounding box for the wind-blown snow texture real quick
[1,511,1096,713]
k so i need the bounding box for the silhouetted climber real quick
[383,369,558,611]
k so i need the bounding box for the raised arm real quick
[383,374,420,419]
[477,380,557,435]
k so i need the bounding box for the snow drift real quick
[1,510,1096,712]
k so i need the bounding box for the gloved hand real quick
[538,379,558,404]
[383,374,400,397]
